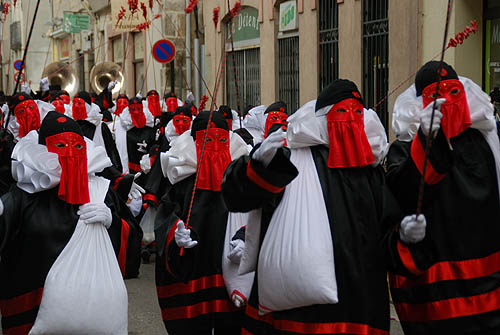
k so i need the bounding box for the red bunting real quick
[185,0,199,14]
[213,7,220,29]
[198,95,208,115]
[448,20,478,48]
[231,1,242,18]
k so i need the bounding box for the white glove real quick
[186,91,195,104]
[77,202,113,229]
[420,98,446,137]
[136,92,142,99]
[252,128,286,167]
[108,80,117,91]
[128,172,145,200]
[232,293,246,308]
[400,214,427,244]
[227,239,245,264]
[21,83,31,95]
[174,221,198,248]
[140,154,152,174]
[40,77,49,92]
[0,199,3,216]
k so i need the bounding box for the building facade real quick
[203,0,486,138]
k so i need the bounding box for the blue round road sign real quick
[152,40,176,64]
[14,60,24,71]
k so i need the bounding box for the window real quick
[225,7,261,111]
[133,32,144,94]
[319,0,338,91]
[112,37,123,66]
[278,36,299,112]
[362,0,389,129]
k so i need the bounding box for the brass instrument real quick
[90,62,124,99]
[41,61,79,96]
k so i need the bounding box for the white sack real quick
[257,147,338,314]
[222,212,255,307]
[30,176,128,335]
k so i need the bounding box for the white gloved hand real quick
[227,239,245,264]
[136,92,142,99]
[128,172,145,200]
[252,129,286,167]
[140,154,152,174]
[400,214,427,244]
[232,293,246,308]
[0,199,3,216]
[174,221,198,248]
[77,202,113,229]
[186,91,195,104]
[21,83,31,95]
[40,77,49,92]
[108,80,117,91]
[420,98,446,137]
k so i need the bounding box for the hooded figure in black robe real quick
[0,112,133,334]
[386,61,500,335]
[154,111,250,335]
[221,80,401,335]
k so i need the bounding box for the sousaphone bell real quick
[41,61,79,97]
[90,62,124,99]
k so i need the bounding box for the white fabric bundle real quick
[222,212,255,307]
[160,130,250,185]
[257,147,338,315]
[30,176,128,335]
[287,100,389,166]
[238,209,262,275]
[11,131,112,193]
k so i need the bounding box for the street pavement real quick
[127,262,405,334]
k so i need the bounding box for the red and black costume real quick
[387,61,500,335]
[155,111,248,335]
[222,80,399,335]
[0,112,133,334]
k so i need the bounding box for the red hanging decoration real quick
[198,95,208,115]
[13,0,17,8]
[230,1,242,18]
[185,0,199,14]
[213,7,220,29]
[116,6,127,28]
[153,13,162,20]
[2,2,9,16]
[136,20,151,31]
[149,0,153,9]
[448,20,478,48]
[140,2,148,20]
[128,0,139,15]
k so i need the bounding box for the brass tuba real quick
[41,61,79,96]
[90,62,124,99]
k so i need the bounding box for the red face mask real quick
[45,131,90,204]
[15,99,41,138]
[326,98,374,168]
[195,127,232,191]
[115,98,128,116]
[52,99,66,115]
[422,79,471,139]
[60,95,71,105]
[72,97,87,120]
[147,94,161,117]
[129,103,146,128]
[173,114,191,135]
[264,111,288,138]
[165,97,179,113]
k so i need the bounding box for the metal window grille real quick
[362,0,389,130]
[226,48,261,111]
[319,0,339,91]
[278,36,299,112]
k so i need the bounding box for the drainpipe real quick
[185,0,191,100]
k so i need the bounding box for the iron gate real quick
[362,0,389,129]
[226,48,261,111]
[319,0,339,91]
[278,36,299,112]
